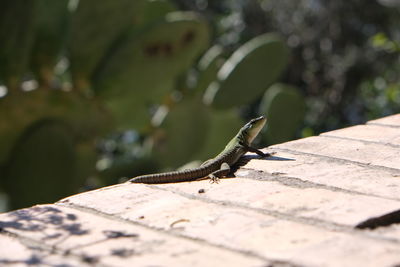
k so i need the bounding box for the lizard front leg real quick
[240,142,273,157]
[208,162,230,183]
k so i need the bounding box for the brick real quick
[163,178,400,227]
[62,177,400,228]
[58,183,176,215]
[368,114,400,127]
[73,231,265,267]
[272,136,400,170]
[243,150,400,200]
[321,124,400,146]
[60,183,400,266]
[291,234,400,267]
[0,205,266,267]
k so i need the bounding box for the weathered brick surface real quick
[368,114,400,127]
[242,151,400,200]
[0,205,266,266]
[60,178,400,228]
[272,135,400,170]
[58,182,400,266]
[1,113,400,266]
[321,124,400,145]
[0,230,91,266]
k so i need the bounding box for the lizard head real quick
[239,116,267,145]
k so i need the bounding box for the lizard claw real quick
[208,174,220,184]
[263,151,276,157]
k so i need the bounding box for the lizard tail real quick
[128,167,211,184]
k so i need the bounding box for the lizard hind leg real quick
[208,162,231,184]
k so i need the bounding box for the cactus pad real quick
[195,110,243,160]
[3,120,77,209]
[69,0,145,93]
[94,12,210,130]
[196,45,225,94]
[204,33,289,109]
[0,0,36,90]
[259,83,305,144]
[152,97,209,168]
[30,0,70,87]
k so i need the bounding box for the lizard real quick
[128,116,270,184]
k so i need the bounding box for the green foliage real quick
[359,75,400,120]
[178,0,400,130]
[371,33,400,53]
[259,84,305,144]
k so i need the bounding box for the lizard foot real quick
[208,174,220,184]
[263,151,276,157]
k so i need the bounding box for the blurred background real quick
[1,0,400,211]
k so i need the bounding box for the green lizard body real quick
[128,116,268,184]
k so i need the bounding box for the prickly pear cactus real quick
[3,120,77,209]
[195,110,243,160]
[0,0,37,91]
[142,0,177,24]
[259,83,305,144]
[195,45,225,94]
[152,96,210,168]
[69,0,146,93]
[204,33,289,109]
[94,11,210,130]
[30,0,70,88]
[0,90,112,165]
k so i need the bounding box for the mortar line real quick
[56,201,292,266]
[320,134,400,149]
[148,185,400,245]
[268,147,400,174]
[238,168,400,202]
[367,122,400,128]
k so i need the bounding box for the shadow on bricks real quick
[0,205,140,265]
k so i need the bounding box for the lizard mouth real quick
[246,116,267,143]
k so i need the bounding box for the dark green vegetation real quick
[1,0,399,210]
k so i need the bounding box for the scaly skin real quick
[128,116,268,184]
